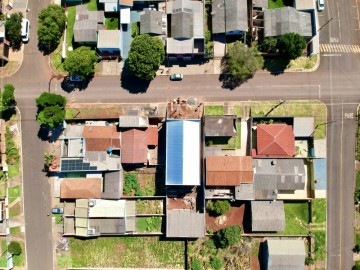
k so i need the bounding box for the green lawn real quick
[0,240,7,267]
[87,0,99,11]
[8,162,19,179]
[57,237,185,268]
[12,241,25,266]
[51,40,66,73]
[356,233,360,246]
[314,231,326,261]
[9,202,21,217]
[312,199,326,223]
[53,214,63,224]
[10,226,21,234]
[278,202,309,235]
[66,6,76,48]
[268,0,286,9]
[251,100,327,139]
[204,105,224,116]
[137,217,162,232]
[8,185,20,205]
[105,17,119,30]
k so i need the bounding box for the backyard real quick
[312,199,326,263]
[136,217,162,233]
[251,100,327,139]
[136,199,163,214]
[205,119,241,149]
[277,202,310,235]
[57,237,185,268]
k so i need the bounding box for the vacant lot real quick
[57,237,185,268]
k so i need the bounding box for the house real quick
[60,178,102,199]
[74,5,104,44]
[263,239,306,269]
[97,30,121,58]
[119,115,149,128]
[64,199,136,237]
[253,158,306,199]
[166,209,205,238]
[166,0,205,59]
[140,10,164,36]
[264,7,313,39]
[120,127,158,164]
[206,156,253,186]
[211,0,248,35]
[251,201,285,232]
[255,124,295,157]
[204,116,237,137]
[166,119,200,185]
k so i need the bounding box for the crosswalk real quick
[320,44,360,53]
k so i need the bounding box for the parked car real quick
[21,18,30,42]
[69,75,83,82]
[51,207,64,214]
[317,0,324,11]
[170,74,183,81]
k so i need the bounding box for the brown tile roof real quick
[256,124,295,157]
[146,127,158,146]
[121,129,148,164]
[82,126,120,152]
[60,178,102,199]
[206,156,253,186]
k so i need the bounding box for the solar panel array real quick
[61,159,98,171]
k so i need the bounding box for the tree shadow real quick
[120,59,150,94]
[1,108,16,121]
[37,125,64,142]
[37,42,54,56]
[60,76,92,93]
[263,56,290,76]
[218,57,249,90]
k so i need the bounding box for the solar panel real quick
[61,159,98,171]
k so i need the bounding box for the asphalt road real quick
[2,0,360,269]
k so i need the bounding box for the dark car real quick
[51,207,64,214]
[170,74,183,81]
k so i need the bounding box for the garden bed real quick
[136,200,163,214]
[136,217,162,232]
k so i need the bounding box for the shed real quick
[256,124,295,157]
[166,209,205,238]
[264,239,306,269]
[166,119,200,186]
[251,201,285,231]
[204,116,237,137]
[293,117,314,137]
[206,156,253,186]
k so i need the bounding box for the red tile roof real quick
[146,127,158,146]
[206,156,253,186]
[82,126,120,152]
[60,178,102,199]
[257,124,295,157]
[121,129,148,164]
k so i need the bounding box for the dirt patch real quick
[167,99,203,119]
[116,243,126,253]
[250,256,260,270]
[137,173,156,196]
[167,197,196,210]
[206,203,245,232]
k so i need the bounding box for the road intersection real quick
[2,0,360,268]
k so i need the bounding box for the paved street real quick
[1,0,360,269]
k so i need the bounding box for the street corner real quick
[0,44,24,77]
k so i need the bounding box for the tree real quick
[277,33,306,59]
[354,244,360,253]
[210,257,223,270]
[207,200,231,216]
[36,92,66,109]
[37,4,66,50]
[224,41,264,82]
[2,84,16,109]
[63,46,98,79]
[305,256,315,265]
[5,12,23,45]
[260,37,277,53]
[128,34,165,80]
[216,225,242,248]
[8,241,22,255]
[37,105,65,128]
[191,258,203,270]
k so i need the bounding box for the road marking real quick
[344,112,354,118]
[320,44,360,53]
[322,54,342,56]
[337,1,341,42]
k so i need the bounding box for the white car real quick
[170,74,183,81]
[317,0,324,11]
[21,18,30,42]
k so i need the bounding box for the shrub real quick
[354,244,360,253]
[36,92,67,109]
[260,37,277,53]
[216,225,242,248]
[8,241,22,255]
[207,200,231,216]
[210,257,223,270]
[124,174,142,195]
[305,256,315,265]
[132,22,139,37]
[191,258,203,270]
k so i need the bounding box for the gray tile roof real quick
[265,239,306,269]
[235,183,254,200]
[253,158,306,193]
[89,218,126,233]
[204,116,237,137]
[172,12,193,39]
[253,0,268,8]
[119,115,149,128]
[140,10,163,35]
[166,210,205,238]
[251,201,285,231]
[102,171,122,199]
[212,0,248,34]
[264,7,313,37]
[74,5,104,43]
